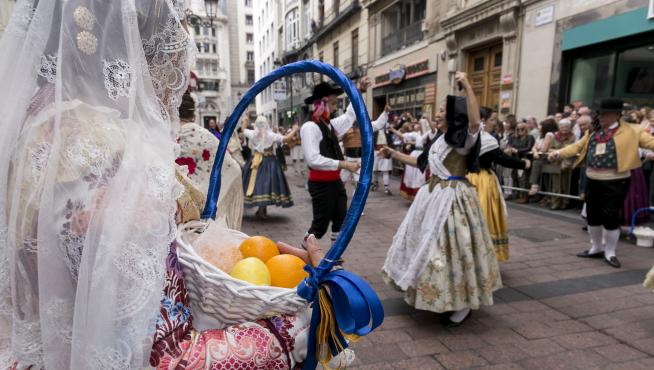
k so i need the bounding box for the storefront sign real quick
[374,59,434,87]
[534,5,554,27]
[273,80,287,101]
[389,65,406,85]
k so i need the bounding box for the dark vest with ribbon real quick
[315,120,344,161]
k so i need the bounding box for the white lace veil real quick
[251,115,278,153]
[0,1,193,368]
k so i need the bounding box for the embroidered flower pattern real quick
[76,30,97,55]
[103,59,134,101]
[37,54,57,83]
[202,149,211,161]
[59,199,89,280]
[175,157,197,175]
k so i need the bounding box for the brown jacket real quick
[559,122,654,173]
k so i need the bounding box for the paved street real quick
[242,169,654,370]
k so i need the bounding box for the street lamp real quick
[205,0,219,27]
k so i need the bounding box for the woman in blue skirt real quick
[242,115,298,217]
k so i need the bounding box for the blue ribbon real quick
[298,266,384,369]
[446,176,466,181]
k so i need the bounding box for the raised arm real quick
[455,72,480,134]
[282,124,299,143]
[331,78,372,136]
[371,105,391,132]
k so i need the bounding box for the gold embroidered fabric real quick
[175,167,206,224]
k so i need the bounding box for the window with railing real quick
[246,33,254,44]
[333,41,339,68]
[245,15,253,25]
[381,0,426,57]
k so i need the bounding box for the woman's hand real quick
[278,235,325,267]
[523,158,531,170]
[454,71,471,91]
[379,146,394,159]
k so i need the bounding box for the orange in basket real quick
[239,236,280,262]
[266,254,309,288]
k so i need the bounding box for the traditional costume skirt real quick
[382,178,502,313]
[373,150,393,172]
[623,168,649,225]
[242,151,294,208]
[400,149,426,201]
[467,169,510,262]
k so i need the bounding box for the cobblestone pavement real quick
[242,169,654,370]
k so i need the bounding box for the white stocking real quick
[588,225,604,254]
[603,228,620,259]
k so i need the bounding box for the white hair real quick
[559,118,572,128]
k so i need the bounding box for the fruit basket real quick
[176,61,383,368]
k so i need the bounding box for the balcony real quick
[382,21,424,57]
[313,0,361,42]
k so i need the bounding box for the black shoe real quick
[576,250,604,259]
[384,188,392,196]
[441,310,472,328]
[582,226,588,231]
[605,256,621,268]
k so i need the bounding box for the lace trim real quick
[37,54,56,84]
[103,59,134,101]
[44,298,73,344]
[30,142,51,183]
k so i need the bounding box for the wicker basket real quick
[176,221,308,329]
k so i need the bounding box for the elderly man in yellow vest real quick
[550,98,654,268]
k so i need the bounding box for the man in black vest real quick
[301,79,370,242]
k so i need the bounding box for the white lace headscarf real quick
[0,1,193,368]
[251,115,278,153]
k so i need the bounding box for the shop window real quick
[568,52,613,108]
[615,45,654,97]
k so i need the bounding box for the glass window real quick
[248,69,255,84]
[247,51,254,61]
[203,43,210,52]
[211,27,216,37]
[333,41,339,68]
[569,52,613,108]
[246,15,253,25]
[212,44,216,53]
[474,57,485,71]
[494,52,502,67]
[615,45,654,98]
[245,0,252,7]
[246,33,254,43]
[285,9,299,50]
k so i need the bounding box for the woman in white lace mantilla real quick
[0,1,193,368]
[380,72,502,327]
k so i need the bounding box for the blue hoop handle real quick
[630,207,654,237]
[201,60,374,275]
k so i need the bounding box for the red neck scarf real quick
[312,99,330,124]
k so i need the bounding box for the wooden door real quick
[467,44,503,112]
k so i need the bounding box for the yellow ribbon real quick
[246,152,263,197]
[315,288,360,369]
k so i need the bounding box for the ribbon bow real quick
[297,265,384,369]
